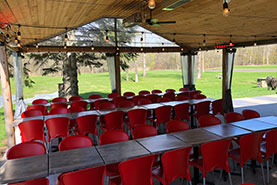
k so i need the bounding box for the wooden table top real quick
[231,119,277,132]
[71,110,100,119]
[0,154,48,184]
[171,128,223,146]
[203,124,252,138]
[141,103,165,110]
[255,116,277,125]
[49,147,104,174]
[136,134,189,154]
[96,140,150,164]
[44,113,73,121]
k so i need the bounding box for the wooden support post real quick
[188,54,192,89]
[13,52,24,102]
[222,48,227,108]
[115,53,121,95]
[0,43,15,148]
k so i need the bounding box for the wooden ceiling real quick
[0,0,276,50]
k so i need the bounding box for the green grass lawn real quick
[0,69,276,146]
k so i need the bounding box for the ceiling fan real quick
[145,9,176,27]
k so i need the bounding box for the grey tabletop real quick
[44,113,73,120]
[141,103,164,110]
[203,124,252,138]
[160,101,189,106]
[117,106,145,113]
[49,147,104,174]
[0,154,48,184]
[136,134,189,154]
[71,110,100,119]
[22,116,44,122]
[171,128,223,146]
[255,116,277,125]
[96,109,118,116]
[230,119,277,132]
[96,140,150,164]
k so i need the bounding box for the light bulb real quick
[64,34,68,41]
[105,36,109,43]
[17,32,21,40]
[148,0,156,9]
[223,2,230,16]
[91,46,94,50]
[14,37,18,44]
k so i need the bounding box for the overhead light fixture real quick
[64,43,67,49]
[162,48,165,51]
[140,32,144,42]
[198,47,202,51]
[223,0,230,16]
[202,34,206,46]
[64,27,68,41]
[141,47,143,51]
[17,25,21,40]
[14,37,18,44]
[181,48,184,51]
[36,43,39,49]
[105,30,109,43]
[148,0,156,9]
[254,36,257,46]
[229,35,232,45]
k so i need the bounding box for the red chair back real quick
[88,94,102,99]
[157,97,171,103]
[189,90,201,98]
[127,109,147,129]
[132,125,158,139]
[59,135,93,151]
[166,120,189,133]
[10,178,49,185]
[49,107,68,115]
[179,88,189,91]
[192,94,207,99]
[165,89,175,93]
[160,147,192,183]
[104,111,124,130]
[132,95,145,105]
[242,109,260,120]
[138,90,150,96]
[137,98,152,105]
[71,100,88,110]
[27,105,47,115]
[174,103,190,121]
[123,91,135,97]
[224,112,245,123]
[163,92,175,101]
[32,99,48,104]
[146,94,160,103]
[113,96,127,107]
[94,99,109,110]
[212,99,224,115]
[264,129,277,160]
[99,130,129,145]
[98,102,116,110]
[18,119,45,142]
[119,155,155,185]
[175,94,189,101]
[6,141,46,159]
[51,102,68,109]
[52,97,67,103]
[201,139,232,176]
[69,96,83,101]
[58,166,105,185]
[151,89,162,94]
[198,115,221,128]
[108,92,120,98]
[69,106,85,113]
[21,109,43,118]
[46,117,70,141]
[194,101,211,118]
[155,106,172,126]
[76,115,98,136]
[118,100,135,108]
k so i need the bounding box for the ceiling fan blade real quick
[153,24,161,27]
[156,21,176,24]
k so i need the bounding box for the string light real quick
[105,30,109,43]
[141,47,143,51]
[181,48,184,51]
[14,37,18,44]
[198,47,202,51]
[91,41,94,50]
[229,35,232,45]
[223,0,230,16]
[148,0,156,9]
[35,39,39,49]
[64,43,67,49]
[162,48,165,51]
[17,24,21,40]
[254,36,257,46]
[140,32,144,42]
[202,34,206,46]
[64,27,68,41]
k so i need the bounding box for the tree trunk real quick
[126,69,129,81]
[197,52,202,79]
[266,46,270,65]
[143,53,146,77]
[134,59,138,82]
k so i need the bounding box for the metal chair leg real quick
[228,172,233,185]
[241,167,244,184]
[261,162,266,185]
[203,177,206,185]
[267,160,270,184]
[188,181,192,185]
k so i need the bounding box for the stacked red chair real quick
[166,120,190,133]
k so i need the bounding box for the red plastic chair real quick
[123,91,135,97]
[7,141,46,159]
[51,102,68,109]
[59,135,93,151]
[198,115,221,128]
[94,99,109,110]
[97,102,116,110]
[18,119,45,142]
[32,99,48,104]
[131,125,158,139]
[165,89,175,93]
[146,94,160,103]
[212,99,224,115]
[224,112,245,123]
[174,103,190,121]
[152,89,162,94]
[127,109,147,129]
[46,117,70,142]
[52,97,67,103]
[157,97,171,103]
[189,90,201,98]
[108,92,120,99]
[113,96,127,107]
[27,104,48,115]
[69,106,85,113]
[138,90,150,96]
[166,120,189,133]
[194,101,211,119]
[190,139,233,185]
[242,109,260,120]
[137,98,152,105]
[154,106,172,127]
[76,115,98,136]
[192,94,207,99]
[153,147,192,185]
[117,100,135,108]
[163,92,175,101]
[179,87,190,91]
[88,94,102,99]
[229,132,266,185]
[104,111,124,131]
[69,96,83,101]
[49,107,68,115]
[71,100,88,110]
[9,178,49,185]
[261,129,277,184]
[132,95,145,105]
[115,155,155,185]
[175,94,189,101]
[57,166,105,185]
[21,109,43,118]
